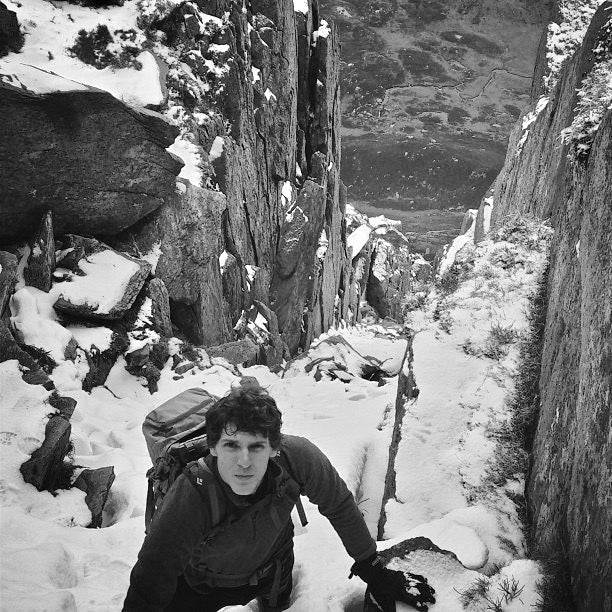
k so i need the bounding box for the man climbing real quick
[123,382,435,611]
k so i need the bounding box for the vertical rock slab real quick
[0,250,18,316]
[20,415,71,491]
[528,108,612,612]
[0,1,23,56]
[115,182,232,346]
[270,179,326,353]
[377,334,418,540]
[23,210,55,292]
[74,467,115,529]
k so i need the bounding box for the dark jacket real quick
[123,434,376,611]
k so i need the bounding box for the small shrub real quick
[19,344,57,373]
[352,443,370,508]
[462,338,481,356]
[438,310,453,334]
[436,264,462,295]
[457,575,490,606]
[69,25,143,69]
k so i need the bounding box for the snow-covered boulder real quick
[53,236,151,321]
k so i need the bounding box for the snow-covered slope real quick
[1,217,551,611]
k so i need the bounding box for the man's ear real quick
[210,446,218,457]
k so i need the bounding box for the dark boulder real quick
[0,2,23,57]
[20,415,71,491]
[23,211,56,292]
[73,467,116,528]
[0,80,181,244]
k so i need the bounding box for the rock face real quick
[483,3,612,609]
[96,0,350,352]
[0,81,182,243]
[0,250,18,316]
[23,211,56,292]
[115,182,231,346]
[0,2,23,57]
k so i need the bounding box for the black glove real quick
[350,554,436,612]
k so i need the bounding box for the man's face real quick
[210,426,276,495]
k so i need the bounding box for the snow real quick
[281,181,293,207]
[251,66,261,83]
[293,0,309,14]
[481,196,493,235]
[141,242,163,274]
[68,325,114,353]
[437,212,476,277]
[347,225,372,259]
[0,0,164,107]
[264,88,277,102]
[166,135,201,186]
[56,250,141,316]
[515,96,549,158]
[544,0,606,91]
[0,0,550,606]
[313,20,331,41]
[209,135,225,161]
[10,286,74,363]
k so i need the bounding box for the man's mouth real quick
[235,474,253,480]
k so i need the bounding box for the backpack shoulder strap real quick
[184,458,222,525]
[275,448,308,527]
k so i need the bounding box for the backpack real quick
[143,387,217,532]
[142,386,308,533]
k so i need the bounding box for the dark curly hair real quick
[206,379,283,449]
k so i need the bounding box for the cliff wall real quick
[482,2,612,608]
[0,0,350,356]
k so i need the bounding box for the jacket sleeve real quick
[122,473,213,611]
[281,435,377,562]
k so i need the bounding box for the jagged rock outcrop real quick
[19,415,71,491]
[0,2,23,57]
[489,2,611,224]
[74,467,115,529]
[482,2,612,609]
[0,79,182,243]
[0,250,18,316]
[115,181,231,346]
[23,211,56,292]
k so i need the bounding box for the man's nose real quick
[237,448,251,468]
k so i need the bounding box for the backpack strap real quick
[184,458,221,526]
[275,450,308,527]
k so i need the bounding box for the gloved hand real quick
[350,554,436,612]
